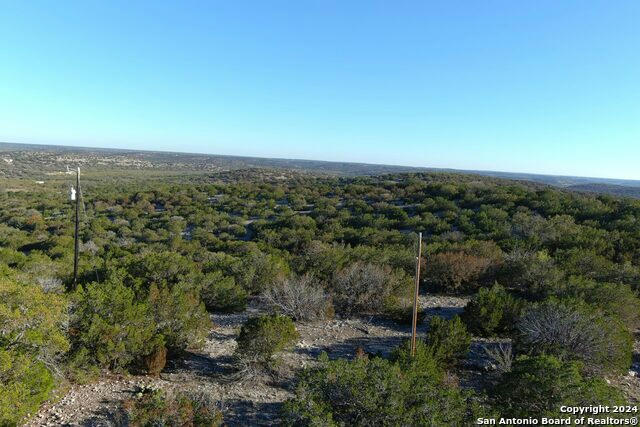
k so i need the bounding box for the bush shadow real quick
[221,399,283,426]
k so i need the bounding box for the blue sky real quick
[1,1,638,179]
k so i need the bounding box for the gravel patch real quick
[28,294,514,426]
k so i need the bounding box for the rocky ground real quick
[28,295,639,426]
[610,337,640,403]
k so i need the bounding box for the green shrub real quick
[0,277,70,367]
[0,278,68,425]
[292,240,349,283]
[390,339,444,378]
[498,249,564,299]
[235,314,299,364]
[72,277,158,371]
[75,267,211,368]
[121,388,223,427]
[561,277,640,331]
[461,283,524,337]
[64,346,100,384]
[282,352,488,426]
[0,349,55,426]
[426,316,471,366]
[555,248,639,286]
[147,282,211,353]
[201,272,247,313]
[493,355,629,419]
[114,253,213,352]
[207,250,290,294]
[0,247,27,268]
[515,298,633,375]
[120,251,202,294]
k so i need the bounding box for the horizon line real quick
[1,140,639,185]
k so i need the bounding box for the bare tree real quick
[37,276,63,293]
[262,274,332,322]
[80,240,99,255]
[332,262,397,316]
[484,342,513,373]
[516,300,630,375]
[517,302,600,359]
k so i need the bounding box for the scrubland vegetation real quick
[1,167,640,425]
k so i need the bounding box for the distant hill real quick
[2,141,640,199]
[567,183,640,199]
[474,170,640,190]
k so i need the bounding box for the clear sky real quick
[1,1,638,179]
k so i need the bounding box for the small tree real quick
[561,277,640,331]
[72,277,158,370]
[235,314,299,365]
[493,355,628,419]
[148,282,211,353]
[426,316,471,366]
[282,352,488,426]
[0,277,69,373]
[201,272,247,313]
[461,283,524,337]
[498,249,564,299]
[0,278,68,424]
[0,349,55,425]
[390,339,444,377]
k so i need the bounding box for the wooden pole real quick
[73,167,80,288]
[411,232,422,357]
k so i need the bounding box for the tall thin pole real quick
[73,167,80,288]
[411,232,422,357]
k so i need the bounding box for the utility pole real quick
[73,167,80,288]
[411,232,422,357]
